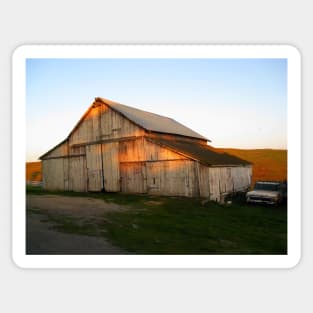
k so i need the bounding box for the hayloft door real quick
[86,144,104,191]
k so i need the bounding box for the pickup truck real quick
[246,181,287,205]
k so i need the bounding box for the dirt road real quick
[26,195,128,255]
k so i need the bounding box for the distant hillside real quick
[216,148,287,186]
[25,149,287,187]
[26,161,42,182]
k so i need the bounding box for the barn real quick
[40,97,252,202]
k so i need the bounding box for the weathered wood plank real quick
[199,165,252,201]
[120,162,147,193]
[102,142,120,192]
[119,137,187,163]
[146,159,198,197]
[86,144,103,191]
[42,159,65,191]
[69,156,87,192]
[69,103,145,146]
[43,141,68,159]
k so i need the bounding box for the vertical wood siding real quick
[102,142,120,192]
[146,160,199,197]
[99,104,145,139]
[119,137,146,162]
[42,159,65,190]
[119,137,187,162]
[144,139,187,161]
[199,165,252,201]
[231,166,252,191]
[120,159,199,197]
[69,156,87,192]
[69,103,144,146]
[86,144,103,191]
[120,162,147,193]
[44,141,68,158]
[63,158,69,190]
[70,145,86,156]
[198,164,210,198]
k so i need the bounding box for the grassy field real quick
[27,186,287,255]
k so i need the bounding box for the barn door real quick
[120,162,147,193]
[63,158,69,191]
[69,156,87,192]
[86,144,103,191]
[146,162,161,194]
[102,142,120,192]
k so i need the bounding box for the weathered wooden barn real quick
[40,97,252,202]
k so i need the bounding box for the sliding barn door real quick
[86,144,103,191]
[102,142,120,192]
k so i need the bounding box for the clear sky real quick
[26,58,287,162]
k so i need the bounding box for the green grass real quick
[26,186,287,255]
[102,197,287,255]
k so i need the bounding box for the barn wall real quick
[70,145,86,156]
[120,159,198,197]
[119,137,146,162]
[69,105,100,145]
[119,137,187,162]
[86,144,103,191]
[68,103,145,146]
[42,156,87,192]
[231,166,252,191]
[68,156,87,192]
[120,162,147,194]
[199,165,252,201]
[119,138,193,196]
[63,158,69,190]
[146,159,199,197]
[144,139,188,161]
[198,164,210,198]
[208,167,232,201]
[42,159,65,190]
[43,141,68,159]
[102,142,120,192]
[100,104,144,140]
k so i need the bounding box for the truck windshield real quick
[254,183,279,191]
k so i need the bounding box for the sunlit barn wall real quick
[42,158,66,191]
[198,165,252,201]
[68,102,145,146]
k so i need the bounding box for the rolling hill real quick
[217,148,287,186]
[26,161,42,182]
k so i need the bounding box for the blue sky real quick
[26,58,287,161]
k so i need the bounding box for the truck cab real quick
[246,181,287,205]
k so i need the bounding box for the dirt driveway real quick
[26,194,128,255]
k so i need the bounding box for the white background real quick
[1,1,311,312]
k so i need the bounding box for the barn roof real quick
[149,137,251,166]
[96,97,208,141]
